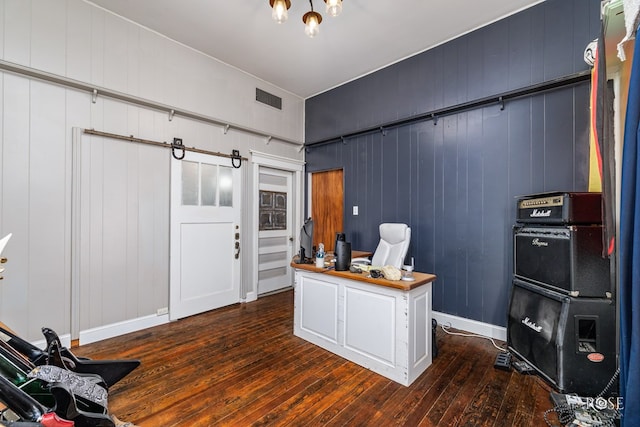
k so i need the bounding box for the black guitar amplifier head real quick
[516,192,602,225]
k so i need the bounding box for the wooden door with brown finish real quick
[311,169,343,252]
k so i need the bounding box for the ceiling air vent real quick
[256,88,282,110]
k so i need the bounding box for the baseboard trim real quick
[79,313,170,345]
[67,307,504,348]
[244,291,258,303]
[432,311,507,342]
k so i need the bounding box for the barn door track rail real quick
[83,129,248,163]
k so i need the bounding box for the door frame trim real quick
[249,151,305,302]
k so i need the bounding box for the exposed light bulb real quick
[303,11,322,38]
[324,0,342,17]
[271,0,289,23]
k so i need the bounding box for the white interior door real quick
[170,151,241,320]
[257,167,294,295]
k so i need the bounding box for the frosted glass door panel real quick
[181,161,199,205]
[181,161,231,208]
[201,163,218,206]
[219,166,233,207]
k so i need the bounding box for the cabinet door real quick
[297,274,339,343]
[344,286,396,366]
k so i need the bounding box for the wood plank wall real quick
[0,0,305,342]
[303,0,600,327]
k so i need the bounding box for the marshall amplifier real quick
[516,192,601,224]
[514,225,611,298]
[507,278,616,396]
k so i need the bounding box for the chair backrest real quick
[370,223,411,269]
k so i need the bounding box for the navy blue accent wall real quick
[304,0,600,327]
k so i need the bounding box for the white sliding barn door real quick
[170,151,241,320]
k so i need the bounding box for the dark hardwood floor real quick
[75,290,559,426]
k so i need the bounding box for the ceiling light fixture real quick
[324,0,343,17]
[270,0,343,38]
[270,0,291,24]
[302,0,322,38]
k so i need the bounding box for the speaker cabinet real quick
[507,278,616,396]
[514,225,611,298]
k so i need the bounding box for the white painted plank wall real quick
[29,81,70,333]
[0,0,304,342]
[3,0,303,141]
[2,75,31,328]
[76,131,170,332]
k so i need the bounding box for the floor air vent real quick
[256,88,282,110]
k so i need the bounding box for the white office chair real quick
[352,223,411,269]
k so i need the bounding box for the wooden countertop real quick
[326,268,436,290]
[290,250,371,273]
[291,254,436,291]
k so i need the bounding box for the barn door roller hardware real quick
[231,150,242,168]
[83,129,248,166]
[171,138,185,160]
